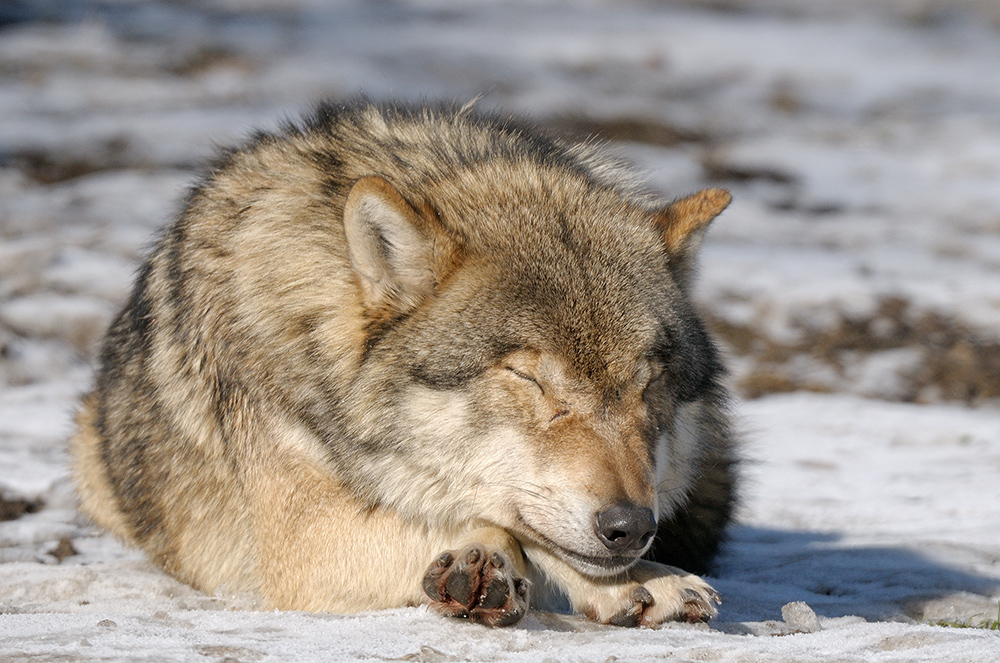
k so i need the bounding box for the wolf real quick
[70,99,737,627]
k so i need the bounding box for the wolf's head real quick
[332,119,730,577]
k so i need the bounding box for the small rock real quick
[781,601,821,633]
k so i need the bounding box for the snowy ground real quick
[2,1,999,660]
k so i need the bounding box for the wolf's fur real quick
[70,100,737,626]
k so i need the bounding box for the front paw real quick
[423,544,530,627]
[580,564,720,627]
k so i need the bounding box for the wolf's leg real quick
[255,449,529,624]
[252,480,451,612]
[422,527,530,627]
[524,545,719,626]
[240,429,467,612]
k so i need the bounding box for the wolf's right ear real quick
[343,176,455,314]
[655,188,731,287]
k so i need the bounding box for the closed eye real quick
[643,366,668,395]
[506,366,544,394]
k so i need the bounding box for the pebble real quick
[781,601,821,633]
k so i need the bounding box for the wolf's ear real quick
[655,188,731,285]
[343,176,452,313]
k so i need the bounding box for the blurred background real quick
[2,0,999,408]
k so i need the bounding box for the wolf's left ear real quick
[655,188,731,285]
[343,176,456,314]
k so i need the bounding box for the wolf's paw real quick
[580,567,720,627]
[423,545,530,627]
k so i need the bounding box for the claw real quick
[608,602,645,627]
[422,552,455,601]
[631,586,654,605]
[608,586,654,627]
[680,587,717,623]
[490,552,505,569]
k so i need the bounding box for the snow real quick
[2,0,999,660]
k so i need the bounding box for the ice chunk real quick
[781,601,821,633]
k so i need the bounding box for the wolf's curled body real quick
[71,100,737,627]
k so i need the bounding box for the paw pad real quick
[423,545,529,627]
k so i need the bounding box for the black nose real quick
[593,503,657,553]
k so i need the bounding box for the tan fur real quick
[659,188,732,252]
[71,100,737,626]
[69,394,133,542]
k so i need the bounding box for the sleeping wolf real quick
[71,100,737,627]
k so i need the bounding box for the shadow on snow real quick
[709,525,999,624]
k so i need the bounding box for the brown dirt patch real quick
[708,296,1000,404]
[548,115,709,147]
[0,495,42,521]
